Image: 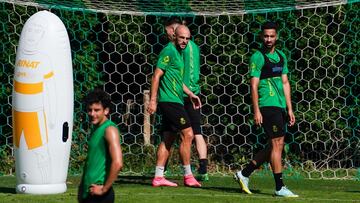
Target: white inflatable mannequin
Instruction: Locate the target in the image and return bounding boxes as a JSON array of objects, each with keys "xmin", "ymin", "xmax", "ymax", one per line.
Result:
[{"xmin": 12, "ymin": 10, "xmax": 73, "ymax": 194}]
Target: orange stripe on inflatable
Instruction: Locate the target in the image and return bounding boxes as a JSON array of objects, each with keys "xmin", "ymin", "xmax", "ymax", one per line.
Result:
[
  {"xmin": 14, "ymin": 80, "xmax": 43, "ymax": 94},
  {"xmin": 44, "ymin": 71, "xmax": 54, "ymax": 79}
]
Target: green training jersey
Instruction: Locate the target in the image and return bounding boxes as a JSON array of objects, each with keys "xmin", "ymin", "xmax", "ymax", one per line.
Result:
[
  {"xmin": 81, "ymin": 120, "xmax": 120, "ymax": 199},
  {"xmin": 156, "ymin": 42, "xmax": 185, "ymax": 104},
  {"xmin": 183, "ymin": 40, "xmax": 200, "ymax": 96},
  {"xmin": 249, "ymin": 49, "xmax": 289, "ymax": 108}
]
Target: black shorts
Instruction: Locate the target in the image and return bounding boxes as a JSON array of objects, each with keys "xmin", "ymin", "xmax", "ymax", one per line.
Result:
[
  {"xmin": 158, "ymin": 102, "xmax": 191, "ymax": 133},
  {"xmin": 80, "ymin": 187, "xmax": 114, "ymax": 203},
  {"xmin": 260, "ymin": 106, "xmax": 287, "ymax": 138},
  {"xmin": 184, "ymin": 96, "xmax": 201, "ymax": 135}
]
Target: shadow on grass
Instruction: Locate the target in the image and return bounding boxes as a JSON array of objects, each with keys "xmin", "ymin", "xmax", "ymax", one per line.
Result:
[
  {"xmin": 200, "ymin": 186, "xmax": 241, "ymax": 193},
  {"xmin": 345, "ymin": 190, "xmax": 360, "ymax": 193},
  {"xmin": 0, "ymin": 187, "xmax": 16, "ymax": 194},
  {"xmin": 116, "ymin": 175, "xmax": 154, "ymax": 186},
  {"xmin": 201, "ymin": 186, "xmax": 263, "ymax": 195}
]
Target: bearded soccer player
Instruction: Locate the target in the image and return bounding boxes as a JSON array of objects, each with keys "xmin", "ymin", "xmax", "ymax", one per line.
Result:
[
  {"xmin": 147, "ymin": 25, "xmax": 202, "ymax": 187},
  {"xmin": 78, "ymin": 89, "xmax": 123, "ymax": 203},
  {"xmin": 162, "ymin": 17, "xmax": 209, "ymax": 181},
  {"xmin": 234, "ymin": 21, "xmax": 298, "ymax": 197}
]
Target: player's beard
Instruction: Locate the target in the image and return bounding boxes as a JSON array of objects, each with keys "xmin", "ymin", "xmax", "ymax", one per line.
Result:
[
  {"xmin": 264, "ymin": 41, "xmax": 276, "ymax": 51},
  {"xmin": 176, "ymin": 42, "xmax": 186, "ymax": 51}
]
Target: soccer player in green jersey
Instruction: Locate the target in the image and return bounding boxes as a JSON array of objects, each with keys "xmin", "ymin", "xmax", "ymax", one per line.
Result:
[
  {"xmin": 147, "ymin": 25, "xmax": 202, "ymax": 187},
  {"xmin": 182, "ymin": 24, "xmax": 208, "ymax": 181},
  {"xmin": 161, "ymin": 17, "xmax": 209, "ymax": 181},
  {"xmin": 234, "ymin": 21, "xmax": 298, "ymax": 197},
  {"xmin": 78, "ymin": 89, "xmax": 123, "ymax": 203}
]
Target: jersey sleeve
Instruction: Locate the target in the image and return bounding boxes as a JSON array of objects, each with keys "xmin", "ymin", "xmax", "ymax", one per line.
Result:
[
  {"xmin": 249, "ymin": 51, "xmax": 264, "ymax": 78},
  {"xmin": 279, "ymin": 51, "xmax": 289, "ymax": 75},
  {"xmin": 156, "ymin": 48, "xmax": 172, "ymax": 71}
]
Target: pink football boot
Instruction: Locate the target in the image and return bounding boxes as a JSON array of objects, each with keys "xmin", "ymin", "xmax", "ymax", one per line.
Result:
[
  {"xmin": 152, "ymin": 176, "xmax": 178, "ymax": 187},
  {"xmin": 184, "ymin": 174, "xmax": 202, "ymax": 187}
]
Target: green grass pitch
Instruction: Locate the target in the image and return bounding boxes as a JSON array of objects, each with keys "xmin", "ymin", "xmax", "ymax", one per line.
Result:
[{"xmin": 0, "ymin": 174, "xmax": 359, "ymax": 202}]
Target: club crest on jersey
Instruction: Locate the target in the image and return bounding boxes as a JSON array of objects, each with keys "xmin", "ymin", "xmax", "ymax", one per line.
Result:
[
  {"xmin": 250, "ymin": 63, "xmax": 256, "ymax": 69},
  {"xmin": 272, "ymin": 125, "xmax": 278, "ymax": 133},
  {"xmin": 162, "ymin": 56, "xmax": 170, "ymax": 64},
  {"xmin": 180, "ymin": 117, "xmax": 186, "ymax": 125}
]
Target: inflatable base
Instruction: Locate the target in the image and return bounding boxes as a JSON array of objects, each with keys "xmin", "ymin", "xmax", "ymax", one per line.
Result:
[{"xmin": 16, "ymin": 183, "xmax": 67, "ymax": 194}]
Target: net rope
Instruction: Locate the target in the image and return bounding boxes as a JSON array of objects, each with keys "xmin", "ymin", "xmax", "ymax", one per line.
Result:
[{"xmin": 3, "ymin": 0, "xmax": 358, "ymax": 15}]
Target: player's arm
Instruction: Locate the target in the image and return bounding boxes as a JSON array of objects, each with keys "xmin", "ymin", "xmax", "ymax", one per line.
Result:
[
  {"xmin": 183, "ymin": 83, "xmax": 201, "ymax": 109},
  {"xmin": 147, "ymin": 68, "xmax": 164, "ymax": 115},
  {"xmin": 44, "ymin": 67, "xmax": 56, "ymax": 129},
  {"xmin": 282, "ymin": 74, "xmax": 295, "ymax": 126},
  {"xmin": 280, "ymin": 51, "xmax": 295, "ymax": 126},
  {"xmin": 90, "ymin": 126, "xmax": 123, "ymax": 195},
  {"xmin": 250, "ymin": 77, "xmax": 262, "ymax": 126},
  {"xmin": 249, "ymin": 52, "xmax": 263, "ymax": 126}
]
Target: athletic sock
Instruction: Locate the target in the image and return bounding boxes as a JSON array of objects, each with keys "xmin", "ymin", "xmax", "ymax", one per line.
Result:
[
  {"xmin": 183, "ymin": 165, "xmax": 192, "ymax": 176},
  {"xmin": 241, "ymin": 161, "xmax": 257, "ymax": 177},
  {"xmin": 273, "ymin": 172, "xmax": 284, "ymax": 191},
  {"xmin": 198, "ymin": 159, "xmax": 208, "ymax": 174},
  {"xmin": 155, "ymin": 166, "xmax": 165, "ymax": 177}
]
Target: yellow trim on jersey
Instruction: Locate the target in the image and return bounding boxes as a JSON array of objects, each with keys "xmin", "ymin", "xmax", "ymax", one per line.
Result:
[
  {"xmin": 14, "ymin": 80, "xmax": 43, "ymax": 94},
  {"xmin": 267, "ymin": 79, "xmax": 275, "ymax": 96}
]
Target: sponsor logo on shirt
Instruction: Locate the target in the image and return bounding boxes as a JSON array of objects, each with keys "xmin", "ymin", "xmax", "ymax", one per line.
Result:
[{"xmin": 272, "ymin": 66, "xmax": 283, "ymax": 73}]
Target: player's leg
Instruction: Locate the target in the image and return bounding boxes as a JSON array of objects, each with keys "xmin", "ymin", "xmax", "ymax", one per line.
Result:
[
  {"xmin": 184, "ymin": 96, "xmax": 208, "ymax": 181},
  {"xmin": 166, "ymin": 102, "xmax": 201, "ymax": 187},
  {"xmin": 234, "ymin": 107, "xmax": 280, "ymax": 194},
  {"xmin": 152, "ymin": 103, "xmax": 178, "ymax": 187},
  {"xmin": 155, "ymin": 102, "xmax": 201, "ymax": 187},
  {"xmin": 271, "ymin": 135, "xmax": 298, "ymax": 197},
  {"xmin": 179, "ymin": 126, "xmax": 201, "ymax": 187},
  {"xmin": 163, "ymin": 132, "xmax": 179, "ymax": 177},
  {"xmin": 153, "ymin": 132, "xmax": 178, "ymax": 187},
  {"xmin": 270, "ymin": 136, "xmax": 285, "ymax": 189},
  {"xmin": 234, "ymin": 144, "xmax": 271, "ymax": 194},
  {"xmin": 264, "ymin": 107, "xmax": 298, "ymax": 197},
  {"xmin": 155, "ymin": 131, "xmax": 176, "ymax": 175},
  {"xmin": 179, "ymin": 126, "xmax": 193, "ymax": 166},
  {"xmin": 194, "ymin": 134, "xmax": 208, "ymax": 180}
]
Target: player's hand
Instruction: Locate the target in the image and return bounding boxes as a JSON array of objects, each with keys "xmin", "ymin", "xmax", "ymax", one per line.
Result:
[
  {"xmin": 254, "ymin": 111, "xmax": 263, "ymax": 126},
  {"xmin": 288, "ymin": 110, "xmax": 295, "ymax": 126},
  {"xmin": 190, "ymin": 95, "xmax": 202, "ymax": 109},
  {"xmin": 147, "ymin": 100, "xmax": 157, "ymax": 115},
  {"xmin": 89, "ymin": 184, "xmax": 105, "ymax": 196}
]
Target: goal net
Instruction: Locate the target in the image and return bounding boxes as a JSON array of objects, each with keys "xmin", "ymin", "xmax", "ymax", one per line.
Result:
[{"xmin": 0, "ymin": 0, "xmax": 359, "ymax": 179}]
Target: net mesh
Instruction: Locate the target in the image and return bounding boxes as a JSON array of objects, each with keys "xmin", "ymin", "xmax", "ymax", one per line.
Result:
[
  {"xmin": 4, "ymin": 0, "xmax": 356, "ymax": 15},
  {"xmin": 0, "ymin": 0, "xmax": 359, "ymax": 179}
]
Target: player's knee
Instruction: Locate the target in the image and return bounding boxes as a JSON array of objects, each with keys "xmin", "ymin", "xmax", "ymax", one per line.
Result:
[
  {"xmin": 181, "ymin": 128, "xmax": 194, "ymax": 142},
  {"xmin": 271, "ymin": 137, "xmax": 284, "ymax": 150}
]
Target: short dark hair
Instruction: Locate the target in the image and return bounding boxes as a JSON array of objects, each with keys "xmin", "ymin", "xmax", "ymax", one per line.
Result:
[
  {"xmin": 262, "ymin": 21, "xmax": 278, "ymax": 32},
  {"xmin": 84, "ymin": 89, "xmax": 111, "ymax": 111},
  {"xmin": 165, "ymin": 16, "xmax": 182, "ymax": 27}
]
